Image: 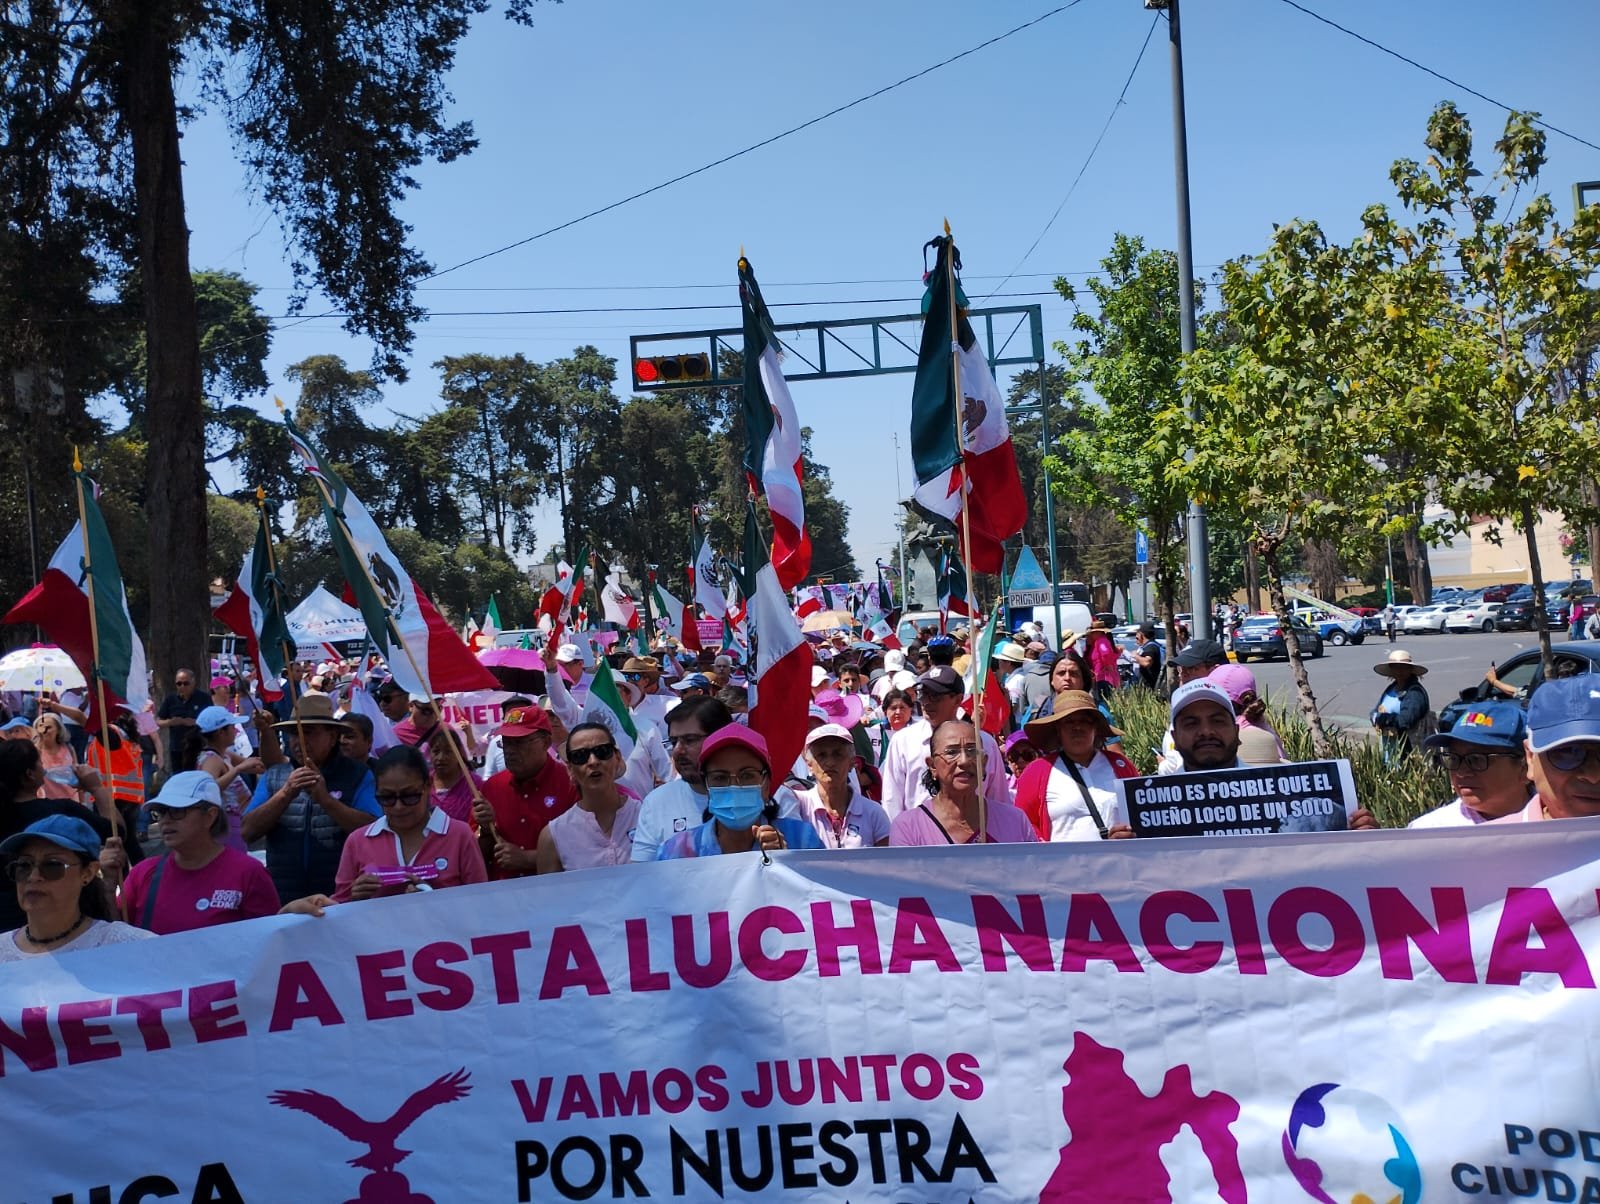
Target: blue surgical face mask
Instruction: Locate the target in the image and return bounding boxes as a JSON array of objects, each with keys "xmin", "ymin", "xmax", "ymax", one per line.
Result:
[{"xmin": 707, "ymin": 784, "xmax": 766, "ymax": 830}]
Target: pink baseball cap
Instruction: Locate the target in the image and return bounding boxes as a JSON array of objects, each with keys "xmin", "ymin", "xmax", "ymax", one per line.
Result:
[{"xmin": 698, "ymin": 724, "xmax": 771, "ymax": 773}]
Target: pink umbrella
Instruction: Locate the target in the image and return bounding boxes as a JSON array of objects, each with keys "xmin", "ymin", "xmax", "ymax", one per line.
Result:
[{"xmin": 477, "ymin": 646, "xmax": 543, "ymax": 670}]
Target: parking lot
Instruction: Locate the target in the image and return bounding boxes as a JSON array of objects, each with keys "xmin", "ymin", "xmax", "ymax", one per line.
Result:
[{"xmin": 1233, "ymin": 627, "xmax": 1591, "ymax": 737}]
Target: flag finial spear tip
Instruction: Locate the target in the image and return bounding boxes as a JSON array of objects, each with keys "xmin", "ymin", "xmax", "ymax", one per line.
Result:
[
  {"xmin": 255, "ymin": 485, "xmax": 266, "ymax": 504},
  {"xmin": 273, "ymin": 395, "xmax": 285, "ymax": 413},
  {"xmin": 943, "ymin": 217, "xmax": 951, "ymax": 237},
  {"xmin": 72, "ymin": 445, "xmax": 82, "ymax": 473}
]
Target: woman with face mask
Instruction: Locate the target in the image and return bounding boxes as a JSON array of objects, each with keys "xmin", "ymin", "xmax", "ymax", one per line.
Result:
[{"xmin": 655, "ymin": 726, "xmax": 824, "ymax": 859}]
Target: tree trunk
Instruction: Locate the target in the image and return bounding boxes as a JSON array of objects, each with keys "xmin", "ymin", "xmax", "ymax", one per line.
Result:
[
  {"xmin": 1243, "ymin": 539, "xmax": 1261, "ymax": 612},
  {"xmin": 1520, "ymin": 500, "xmax": 1555, "ymax": 676},
  {"xmin": 123, "ymin": 7, "xmax": 205, "ymax": 697},
  {"xmin": 478, "ymin": 396, "xmax": 505, "ymax": 552},
  {"xmin": 1261, "ymin": 537, "xmax": 1334, "ymax": 759},
  {"xmin": 1401, "ymin": 518, "xmax": 1431, "ymax": 603}
]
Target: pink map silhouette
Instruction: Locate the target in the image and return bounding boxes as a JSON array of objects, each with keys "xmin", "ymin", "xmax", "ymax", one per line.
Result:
[{"xmin": 1040, "ymin": 1032, "xmax": 1248, "ymax": 1203}]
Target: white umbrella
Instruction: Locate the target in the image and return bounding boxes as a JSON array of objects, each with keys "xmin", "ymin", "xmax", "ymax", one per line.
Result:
[{"xmin": 0, "ymin": 646, "xmax": 86, "ymax": 692}]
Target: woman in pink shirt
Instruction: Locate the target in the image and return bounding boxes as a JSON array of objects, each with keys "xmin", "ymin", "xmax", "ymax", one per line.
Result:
[
  {"xmin": 333, "ymin": 746, "xmax": 487, "ymax": 902},
  {"xmin": 33, "ymin": 714, "xmax": 79, "ymax": 801},
  {"xmin": 888, "ymin": 719, "xmax": 1038, "ymax": 846},
  {"xmin": 426, "ymin": 725, "xmax": 482, "ymax": 825},
  {"xmin": 535, "ymin": 722, "xmax": 641, "ymax": 871}
]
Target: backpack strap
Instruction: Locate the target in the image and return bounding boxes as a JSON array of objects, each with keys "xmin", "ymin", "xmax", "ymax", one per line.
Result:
[{"xmin": 139, "ymin": 853, "xmax": 171, "ymax": 930}]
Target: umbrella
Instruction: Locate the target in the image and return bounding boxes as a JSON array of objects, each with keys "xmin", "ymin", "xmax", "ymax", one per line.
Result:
[
  {"xmin": 486, "ymin": 665, "xmax": 546, "ymax": 697},
  {"xmin": 801, "ymin": 609, "xmax": 856, "ymax": 633},
  {"xmin": 0, "ymin": 646, "xmax": 85, "ymax": 693},
  {"xmin": 478, "ymin": 646, "xmax": 543, "ymax": 670}
]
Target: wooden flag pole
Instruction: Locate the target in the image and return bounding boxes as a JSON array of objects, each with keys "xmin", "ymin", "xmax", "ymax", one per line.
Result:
[
  {"xmin": 254, "ymin": 488, "xmax": 308, "ymax": 758},
  {"xmin": 71, "ymin": 449, "xmax": 121, "ymax": 878},
  {"xmin": 941, "ymin": 222, "xmax": 987, "ymax": 845}
]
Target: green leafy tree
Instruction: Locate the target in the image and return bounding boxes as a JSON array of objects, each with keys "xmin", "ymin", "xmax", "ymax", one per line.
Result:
[
  {"xmin": 1050, "ymin": 234, "xmax": 1198, "ymax": 653},
  {"xmin": 0, "ymin": 0, "xmax": 539, "ymax": 689},
  {"xmin": 434, "ymin": 353, "xmax": 545, "ymax": 554},
  {"xmin": 1386, "ymin": 102, "xmax": 1600, "ymax": 670}
]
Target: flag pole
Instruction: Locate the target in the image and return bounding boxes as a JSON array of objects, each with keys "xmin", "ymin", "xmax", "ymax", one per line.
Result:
[
  {"xmin": 942, "ymin": 221, "xmax": 987, "ymax": 844},
  {"xmin": 254, "ymin": 488, "xmax": 309, "ymax": 758},
  {"xmin": 281, "ymin": 406, "xmax": 496, "ymax": 847},
  {"xmin": 71, "ymin": 449, "xmax": 122, "ymax": 873}
]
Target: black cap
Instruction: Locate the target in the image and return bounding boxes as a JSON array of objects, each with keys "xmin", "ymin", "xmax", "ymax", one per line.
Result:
[
  {"xmin": 917, "ymin": 665, "xmax": 964, "ymax": 695},
  {"xmin": 1172, "ymin": 638, "xmax": 1227, "ymax": 668}
]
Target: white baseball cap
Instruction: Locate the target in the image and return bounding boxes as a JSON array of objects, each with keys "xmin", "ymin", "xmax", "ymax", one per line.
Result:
[{"xmin": 1170, "ymin": 680, "xmax": 1236, "ymax": 720}]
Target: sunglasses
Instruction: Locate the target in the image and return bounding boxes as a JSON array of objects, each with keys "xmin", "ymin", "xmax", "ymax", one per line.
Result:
[
  {"xmin": 1544, "ymin": 744, "xmax": 1600, "ymax": 773},
  {"xmin": 567, "ymin": 743, "xmax": 616, "ymax": 764},
  {"xmin": 376, "ymin": 791, "xmax": 427, "ymax": 808},
  {"xmin": 5, "ymin": 856, "xmax": 80, "ymax": 883},
  {"xmin": 148, "ymin": 804, "xmax": 209, "ymax": 822}
]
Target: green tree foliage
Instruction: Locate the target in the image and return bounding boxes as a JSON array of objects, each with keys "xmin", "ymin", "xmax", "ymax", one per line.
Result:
[
  {"xmin": 0, "ymin": 0, "xmax": 535, "ymax": 687},
  {"xmin": 1384, "ymin": 103, "xmax": 1600, "ymax": 669},
  {"xmin": 1050, "ymin": 234, "xmax": 1198, "ymax": 649}
]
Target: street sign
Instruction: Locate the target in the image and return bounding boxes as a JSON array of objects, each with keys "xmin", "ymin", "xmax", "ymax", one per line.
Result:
[
  {"xmin": 1135, "ymin": 530, "xmax": 1149, "ymax": 565},
  {"xmin": 1007, "ymin": 588, "xmax": 1053, "ymax": 608}
]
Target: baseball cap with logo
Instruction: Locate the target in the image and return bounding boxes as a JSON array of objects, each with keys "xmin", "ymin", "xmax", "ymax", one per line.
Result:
[
  {"xmin": 1170, "ymin": 680, "xmax": 1236, "ymax": 720},
  {"xmin": 917, "ymin": 665, "xmax": 964, "ymax": 696},
  {"xmin": 1424, "ymin": 700, "xmax": 1528, "ymax": 752},
  {"xmin": 496, "ymin": 704, "xmax": 552, "ymax": 738},
  {"xmin": 1527, "ymin": 676, "xmax": 1600, "ymax": 753}
]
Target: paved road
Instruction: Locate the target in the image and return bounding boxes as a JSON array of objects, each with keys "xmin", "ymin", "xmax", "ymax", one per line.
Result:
[{"xmin": 1234, "ymin": 628, "xmax": 1583, "ymax": 736}]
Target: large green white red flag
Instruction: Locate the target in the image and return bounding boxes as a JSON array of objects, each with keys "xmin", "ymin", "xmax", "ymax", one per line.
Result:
[
  {"xmin": 740, "ymin": 499, "xmax": 811, "ymax": 777},
  {"xmin": 649, "ymin": 573, "xmax": 693, "ymax": 646},
  {"xmin": 214, "ymin": 508, "xmax": 289, "ymax": 700},
  {"xmin": 910, "ymin": 232, "xmax": 1026, "ymax": 574},
  {"xmin": 689, "ymin": 511, "xmax": 726, "ymax": 622},
  {"xmin": 283, "ymin": 410, "xmax": 495, "ymax": 697},
  {"xmin": 537, "ymin": 546, "xmax": 587, "ymax": 624},
  {"xmin": 3, "ymin": 474, "xmax": 148, "ymax": 730},
  {"xmin": 739, "ymin": 256, "xmax": 810, "ymax": 590}
]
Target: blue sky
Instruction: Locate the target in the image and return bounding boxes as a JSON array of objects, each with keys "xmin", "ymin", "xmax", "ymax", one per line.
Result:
[{"xmin": 173, "ymin": 0, "xmax": 1600, "ymax": 579}]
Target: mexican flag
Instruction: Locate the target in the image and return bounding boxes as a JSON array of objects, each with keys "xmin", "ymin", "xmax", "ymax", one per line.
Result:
[
  {"xmin": 214, "ymin": 509, "xmax": 289, "ymax": 700},
  {"xmin": 284, "ymin": 410, "xmax": 496, "ymax": 697},
  {"xmin": 689, "ymin": 513, "xmax": 725, "ymax": 622},
  {"xmin": 739, "ymin": 256, "xmax": 811, "ymax": 590},
  {"xmin": 792, "ymin": 585, "xmax": 824, "ymax": 620},
  {"xmin": 582, "ymin": 655, "xmax": 638, "ymax": 758},
  {"xmin": 910, "ymin": 232, "xmax": 1027, "ymax": 574},
  {"xmin": 938, "ymin": 549, "xmax": 973, "ymax": 633},
  {"xmin": 537, "ymin": 547, "xmax": 586, "ymax": 624},
  {"xmin": 651, "ymin": 574, "xmax": 698, "ymax": 652},
  {"xmin": 3, "ymin": 474, "xmax": 149, "ymax": 730},
  {"xmin": 963, "ymin": 597, "xmax": 1010, "ymax": 737},
  {"xmin": 739, "ymin": 499, "xmax": 812, "ymax": 779}
]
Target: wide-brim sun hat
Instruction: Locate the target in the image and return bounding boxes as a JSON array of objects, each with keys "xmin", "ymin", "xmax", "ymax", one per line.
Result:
[
  {"xmin": 1375, "ymin": 649, "xmax": 1428, "ymax": 677},
  {"xmin": 1024, "ymin": 690, "xmax": 1112, "ymax": 741}
]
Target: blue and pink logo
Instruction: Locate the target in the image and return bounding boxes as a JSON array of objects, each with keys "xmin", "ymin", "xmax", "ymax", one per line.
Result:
[{"xmin": 1283, "ymin": 1082, "xmax": 1422, "ymax": 1204}]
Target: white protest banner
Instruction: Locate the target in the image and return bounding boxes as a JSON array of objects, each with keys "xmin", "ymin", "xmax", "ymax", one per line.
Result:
[
  {"xmin": 3, "ymin": 825, "xmax": 1598, "ymax": 1203},
  {"xmin": 1124, "ymin": 759, "xmax": 1360, "ymax": 837},
  {"xmin": 438, "ymin": 689, "xmax": 511, "ymax": 751}
]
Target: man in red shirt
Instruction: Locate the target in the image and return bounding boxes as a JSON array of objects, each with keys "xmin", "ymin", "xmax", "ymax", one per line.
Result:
[{"xmin": 474, "ymin": 704, "xmax": 576, "ymax": 877}]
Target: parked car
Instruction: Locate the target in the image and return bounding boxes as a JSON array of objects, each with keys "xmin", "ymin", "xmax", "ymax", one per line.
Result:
[
  {"xmin": 1231, "ymin": 615, "xmax": 1324, "ymax": 662},
  {"xmin": 1480, "ymin": 585, "xmax": 1518, "ymax": 604},
  {"xmin": 1347, "ymin": 606, "xmax": 1380, "ymax": 618},
  {"xmin": 1445, "ymin": 601, "xmax": 1504, "ymax": 632},
  {"xmin": 1402, "ymin": 604, "xmax": 1461, "ymax": 633},
  {"xmin": 1496, "ymin": 600, "xmax": 1538, "ymax": 631},
  {"xmin": 1437, "ymin": 645, "xmax": 1600, "ymax": 729}
]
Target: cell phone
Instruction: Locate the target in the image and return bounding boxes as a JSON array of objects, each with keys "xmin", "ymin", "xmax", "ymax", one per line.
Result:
[
  {"xmin": 362, "ymin": 863, "xmax": 442, "ymax": 886},
  {"xmin": 44, "ymin": 767, "xmax": 80, "ymax": 786}
]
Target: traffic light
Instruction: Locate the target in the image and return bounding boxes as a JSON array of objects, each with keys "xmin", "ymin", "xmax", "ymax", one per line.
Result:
[{"xmin": 634, "ymin": 353, "xmax": 710, "ymax": 387}]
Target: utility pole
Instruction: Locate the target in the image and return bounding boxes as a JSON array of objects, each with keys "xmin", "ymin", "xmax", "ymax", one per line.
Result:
[
  {"xmin": 1147, "ymin": 0, "xmax": 1211, "ymax": 639},
  {"xmin": 892, "ymin": 431, "xmax": 909, "ymax": 601}
]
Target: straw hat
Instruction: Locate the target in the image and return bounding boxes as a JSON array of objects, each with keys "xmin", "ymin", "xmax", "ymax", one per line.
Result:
[
  {"xmin": 272, "ymin": 694, "xmax": 352, "ymax": 729},
  {"xmin": 1374, "ymin": 649, "xmax": 1428, "ymax": 678},
  {"xmin": 1024, "ymin": 690, "xmax": 1112, "ymax": 741}
]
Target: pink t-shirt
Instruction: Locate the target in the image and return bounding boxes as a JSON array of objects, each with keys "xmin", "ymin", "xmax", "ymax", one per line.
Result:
[
  {"xmin": 889, "ymin": 799, "xmax": 1039, "ymax": 847},
  {"xmin": 333, "ymin": 808, "xmax": 488, "ymax": 902},
  {"xmin": 121, "ymin": 847, "xmax": 280, "ymax": 935}
]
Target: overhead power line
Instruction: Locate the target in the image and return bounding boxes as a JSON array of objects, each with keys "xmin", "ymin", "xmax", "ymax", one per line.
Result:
[
  {"xmin": 1275, "ymin": 0, "xmax": 1600, "ymax": 153},
  {"xmin": 423, "ymin": 1, "xmax": 1089, "ymax": 283},
  {"xmin": 982, "ymin": 12, "xmax": 1162, "ymax": 303}
]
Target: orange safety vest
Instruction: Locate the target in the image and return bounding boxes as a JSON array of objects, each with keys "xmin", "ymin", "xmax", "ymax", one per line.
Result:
[{"xmin": 87, "ymin": 738, "xmax": 145, "ymax": 807}]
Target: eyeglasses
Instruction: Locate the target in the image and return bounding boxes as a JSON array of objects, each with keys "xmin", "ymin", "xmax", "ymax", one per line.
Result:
[
  {"xmin": 175, "ymin": 679, "xmax": 194, "ymax": 687},
  {"xmin": 1543, "ymin": 743, "xmax": 1600, "ymax": 773},
  {"xmin": 705, "ymin": 769, "xmax": 768, "ymax": 788},
  {"xmin": 5, "ymin": 857, "xmax": 79, "ymax": 883},
  {"xmin": 148, "ymin": 804, "xmax": 209, "ymax": 822},
  {"xmin": 1434, "ymin": 751, "xmax": 1520, "ymax": 773},
  {"xmin": 376, "ymin": 791, "xmax": 427, "ymax": 808},
  {"xmin": 663, "ymin": 732, "xmax": 706, "ymax": 750},
  {"xmin": 934, "ymin": 744, "xmax": 982, "ymax": 762},
  {"xmin": 623, "ymin": 672, "xmax": 644, "ymax": 682},
  {"xmin": 567, "ymin": 743, "xmax": 616, "ymax": 764}
]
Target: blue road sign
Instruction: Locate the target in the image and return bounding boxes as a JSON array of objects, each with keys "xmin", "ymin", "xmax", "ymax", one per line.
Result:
[{"xmin": 1135, "ymin": 530, "xmax": 1149, "ymax": 566}]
